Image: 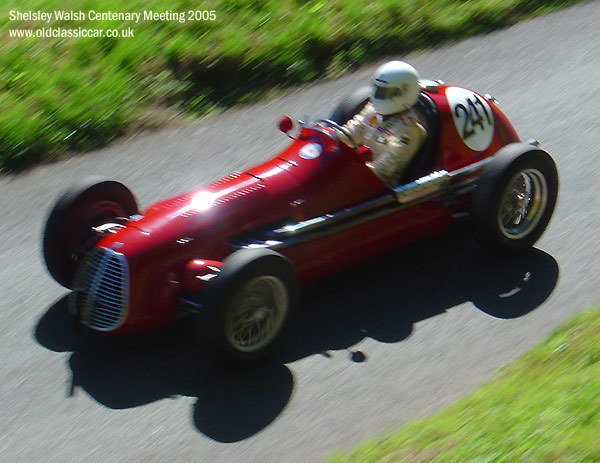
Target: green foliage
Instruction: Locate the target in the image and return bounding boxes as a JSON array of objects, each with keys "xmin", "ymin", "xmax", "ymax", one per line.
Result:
[
  {"xmin": 0, "ymin": 0, "xmax": 585, "ymax": 170},
  {"xmin": 330, "ymin": 307, "xmax": 600, "ymax": 463}
]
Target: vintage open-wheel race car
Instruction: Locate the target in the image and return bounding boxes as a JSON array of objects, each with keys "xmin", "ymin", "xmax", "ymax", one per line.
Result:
[{"xmin": 43, "ymin": 79, "xmax": 558, "ymax": 363}]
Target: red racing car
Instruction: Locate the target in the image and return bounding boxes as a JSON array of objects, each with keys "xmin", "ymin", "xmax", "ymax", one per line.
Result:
[{"xmin": 43, "ymin": 80, "xmax": 559, "ymax": 362}]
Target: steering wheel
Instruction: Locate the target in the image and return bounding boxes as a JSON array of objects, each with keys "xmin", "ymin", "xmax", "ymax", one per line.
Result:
[{"xmin": 315, "ymin": 119, "xmax": 358, "ymax": 148}]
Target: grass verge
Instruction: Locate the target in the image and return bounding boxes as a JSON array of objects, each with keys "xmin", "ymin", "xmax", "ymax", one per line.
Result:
[
  {"xmin": 0, "ymin": 0, "xmax": 587, "ymax": 171},
  {"xmin": 329, "ymin": 307, "xmax": 600, "ymax": 463}
]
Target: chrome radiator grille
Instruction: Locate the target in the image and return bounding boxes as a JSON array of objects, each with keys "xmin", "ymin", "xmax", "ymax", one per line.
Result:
[{"xmin": 69, "ymin": 247, "xmax": 129, "ymax": 331}]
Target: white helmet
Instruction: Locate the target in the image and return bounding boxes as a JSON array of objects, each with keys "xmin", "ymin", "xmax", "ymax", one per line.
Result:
[{"xmin": 371, "ymin": 61, "xmax": 420, "ymax": 115}]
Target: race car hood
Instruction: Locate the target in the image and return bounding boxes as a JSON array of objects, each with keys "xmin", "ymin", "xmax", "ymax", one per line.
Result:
[
  {"xmin": 249, "ymin": 134, "xmax": 390, "ymax": 219},
  {"xmin": 98, "ymin": 133, "xmax": 388, "ymax": 259}
]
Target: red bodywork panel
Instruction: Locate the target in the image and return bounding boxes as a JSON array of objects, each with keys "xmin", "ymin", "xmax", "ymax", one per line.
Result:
[
  {"xmin": 429, "ymin": 87, "xmax": 519, "ymax": 172},
  {"xmin": 93, "ymin": 86, "xmax": 521, "ymax": 333}
]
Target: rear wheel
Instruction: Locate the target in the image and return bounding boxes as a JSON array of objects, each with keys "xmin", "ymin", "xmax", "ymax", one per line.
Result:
[
  {"xmin": 471, "ymin": 144, "xmax": 558, "ymax": 253},
  {"xmin": 43, "ymin": 177, "xmax": 138, "ymax": 288},
  {"xmin": 204, "ymin": 248, "xmax": 299, "ymax": 364}
]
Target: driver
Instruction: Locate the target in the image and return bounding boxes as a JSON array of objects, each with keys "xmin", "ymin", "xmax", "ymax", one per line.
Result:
[{"xmin": 339, "ymin": 61, "xmax": 426, "ymax": 188}]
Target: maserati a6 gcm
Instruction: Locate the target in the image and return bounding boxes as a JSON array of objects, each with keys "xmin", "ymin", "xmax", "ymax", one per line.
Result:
[{"xmin": 43, "ymin": 80, "xmax": 558, "ymax": 362}]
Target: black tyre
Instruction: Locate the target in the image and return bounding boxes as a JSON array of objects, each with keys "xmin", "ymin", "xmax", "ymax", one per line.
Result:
[
  {"xmin": 204, "ymin": 248, "xmax": 299, "ymax": 364},
  {"xmin": 471, "ymin": 144, "xmax": 558, "ymax": 254},
  {"xmin": 43, "ymin": 176, "xmax": 138, "ymax": 288},
  {"xmin": 329, "ymin": 86, "xmax": 371, "ymax": 125}
]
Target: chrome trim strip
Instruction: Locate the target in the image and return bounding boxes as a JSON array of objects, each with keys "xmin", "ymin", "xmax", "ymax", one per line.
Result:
[
  {"xmin": 393, "ymin": 170, "xmax": 449, "ymax": 204},
  {"xmin": 267, "ymin": 194, "xmax": 397, "ymax": 238},
  {"xmin": 232, "ymin": 157, "xmax": 493, "ymax": 250}
]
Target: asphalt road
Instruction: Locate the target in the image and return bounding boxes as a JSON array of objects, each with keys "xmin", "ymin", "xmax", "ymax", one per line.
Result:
[{"xmin": 1, "ymin": 3, "xmax": 600, "ymax": 462}]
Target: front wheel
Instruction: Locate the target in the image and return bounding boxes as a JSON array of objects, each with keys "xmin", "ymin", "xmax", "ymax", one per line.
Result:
[
  {"xmin": 471, "ymin": 144, "xmax": 558, "ymax": 254},
  {"xmin": 204, "ymin": 248, "xmax": 299, "ymax": 364},
  {"xmin": 43, "ymin": 177, "xmax": 138, "ymax": 288}
]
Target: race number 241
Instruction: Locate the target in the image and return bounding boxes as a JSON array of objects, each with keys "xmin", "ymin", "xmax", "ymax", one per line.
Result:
[{"xmin": 446, "ymin": 86, "xmax": 494, "ymax": 152}]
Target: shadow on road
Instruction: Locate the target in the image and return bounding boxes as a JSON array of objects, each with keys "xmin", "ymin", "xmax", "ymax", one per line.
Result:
[
  {"xmin": 34, "ymin": 226, "xmax": 559, "ymax": 443},
  {"xmin": 282, "ymin": 227, "xmax": 560, "ymax": 363}
]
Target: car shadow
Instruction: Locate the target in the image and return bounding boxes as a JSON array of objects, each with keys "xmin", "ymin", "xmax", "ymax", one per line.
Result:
[
  {"xmin": 280, "ymin": 225, "xmax": 560, "ymax": 363},
  {"xmin": 34, "ymin": 224, "xmax": 559, "ymax": 443}
]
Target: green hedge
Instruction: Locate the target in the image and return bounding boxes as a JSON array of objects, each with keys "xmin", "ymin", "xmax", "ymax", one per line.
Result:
[{"xmin": 0, "ymin": 0, "xmax": 584, "ymax": 170}]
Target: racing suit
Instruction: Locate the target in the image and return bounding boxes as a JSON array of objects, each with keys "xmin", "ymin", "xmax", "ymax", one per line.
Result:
[{"xmin": 341, "ymin": 102, "xmax": 426, "ymax": 188}]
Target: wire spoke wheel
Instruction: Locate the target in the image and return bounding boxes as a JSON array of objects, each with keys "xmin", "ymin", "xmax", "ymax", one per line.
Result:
[
  {"xmin": 498, "ymin": 168, "xmax": 547, "ymax": 240},
  {"xmin": 225, "ymin": 276, "xmax": 289, "ymax": 353},
  {"xmin": 205, "ymin": 248, "xmax": 298, "ymax": 363},
  {"xmin": 471, "ymin": 145, "xmax": 558, "ymax": 253}
]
